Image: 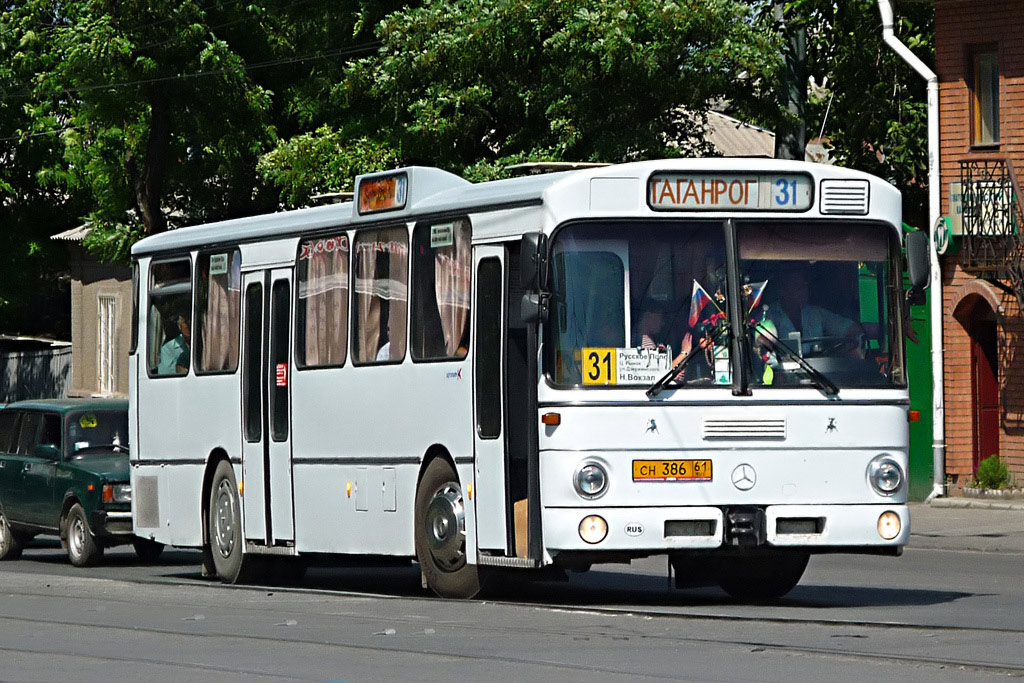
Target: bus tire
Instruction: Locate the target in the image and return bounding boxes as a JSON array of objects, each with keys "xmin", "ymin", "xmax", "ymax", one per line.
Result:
[
  {"xmin": 207, "ymin": 459, "xmax": 253, "ymax": 584},
  {"xmin": 132, "ymin": 538, "xmax": 165, "ymax": 563},
  {"xmin": 717, "ymin": 551, "xmax": 809, "ymax": 602},
  {"xmin": 0, "ymin": 510, "xmax": 25, "ymax": 561},
  {"xmin": 415, "ymin": 458, "xmax": 480, "ymax": 599}
]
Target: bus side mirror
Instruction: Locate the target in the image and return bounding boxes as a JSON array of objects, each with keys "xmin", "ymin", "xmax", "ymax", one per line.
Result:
[
  {"xmin": 32, "ymin": 444, "xmax": 60, "ymax": 460},
  {"xmin": 906, "ymin": 230, "xmax": 930, "ymax": 293},
  {"xmin": 520, "ymin": 232, "xmax": 548, "ymax": 292}
]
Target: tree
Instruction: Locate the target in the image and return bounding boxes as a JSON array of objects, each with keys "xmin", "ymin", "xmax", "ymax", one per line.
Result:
[{"xmin": 260, "ymin": 0, "xmax": 782, "ymax": 197}]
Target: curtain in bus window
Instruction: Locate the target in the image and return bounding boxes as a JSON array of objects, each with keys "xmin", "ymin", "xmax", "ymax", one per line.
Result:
[
  {"xmin": 199, "ymin": 251, "xmax": 241, "ymax": 372},
  {"xmin": 354, "ymin": 227, "xmax": 408, "ymax": 363},
  {"xmin": 299, "ymin": 235, "xmax": 349, "ymax": 366},
  {"xmin": 433, "ymin": 220, "xmax": 471, "ymax": 357}
]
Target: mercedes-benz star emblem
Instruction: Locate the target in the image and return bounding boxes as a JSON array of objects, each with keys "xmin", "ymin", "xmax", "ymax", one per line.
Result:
[{"xmin": 731, "ymin": 464, "xmax": 756, "ymax": 491}]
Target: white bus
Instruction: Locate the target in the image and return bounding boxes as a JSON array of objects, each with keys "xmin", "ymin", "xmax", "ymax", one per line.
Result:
[{"xmin": 128, "ymin": 159, "xmax": 930, "ymax": 600}]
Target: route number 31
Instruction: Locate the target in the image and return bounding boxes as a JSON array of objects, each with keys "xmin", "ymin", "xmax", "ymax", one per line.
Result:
[{"xmin": 583, "ymin": 348, "xmax": 616, "ymax": 385}]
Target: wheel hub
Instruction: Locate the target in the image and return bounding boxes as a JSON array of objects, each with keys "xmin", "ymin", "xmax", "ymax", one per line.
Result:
[
  {"xmin": 214, "ymin": 480, "xmax": 236, "ymax": 558},
  {"xmin": 69, "ymin": 516, "xmax": 85, "ymax": 557},
  {"xmin": 425, "ymin": 483, "xmax": 465, "ymax": 571}
]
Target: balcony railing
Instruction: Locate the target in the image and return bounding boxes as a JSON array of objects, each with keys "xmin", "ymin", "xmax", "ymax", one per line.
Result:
[{"xmin": 959, "ymin": 156, "xmax": 1024, "ymax": 302}]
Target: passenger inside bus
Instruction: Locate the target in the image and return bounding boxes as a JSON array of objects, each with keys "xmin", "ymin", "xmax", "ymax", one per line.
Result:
[{"xmin": 156, "ymin": 313, "xmax": 190, "ymax": 375}]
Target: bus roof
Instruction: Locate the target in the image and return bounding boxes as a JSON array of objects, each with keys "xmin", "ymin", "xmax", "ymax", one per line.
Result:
[{"xmin": 131, "ymin": 159, "xmax": 900, "ymax": 257}]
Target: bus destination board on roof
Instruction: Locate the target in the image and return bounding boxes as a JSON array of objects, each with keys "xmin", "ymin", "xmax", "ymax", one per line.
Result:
[
  {"xmin": 648, "ymin": 173, "xmax": 813, "ymax": 212},
  {"xmin": 358, "ymin": 172, "xmax": 408, "ymax": 214}
]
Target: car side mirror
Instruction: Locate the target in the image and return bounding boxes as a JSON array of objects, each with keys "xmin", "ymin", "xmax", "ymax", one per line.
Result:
[
  {"xmin": 906, "ymin": 230, "xmax": 930, "ymax": 292},
  {"xmin": 32, "ymin": 444, "xmax": 60, "ymax": 460},
  {"xmin": 520, "ymin": 232, "xmax": 548, "ymax": 292}
]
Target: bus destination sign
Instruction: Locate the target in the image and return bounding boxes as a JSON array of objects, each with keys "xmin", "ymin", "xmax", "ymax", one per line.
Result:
[
  {"xmin": 358, "ymin": 172, "xmax": 408, "ymax": 214},
  {"xmin": 648, "ymin": 173, "xmax": 812, "ymax": 212}
]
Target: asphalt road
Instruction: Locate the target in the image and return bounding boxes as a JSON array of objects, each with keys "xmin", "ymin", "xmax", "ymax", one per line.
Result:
[{"xmin": 0, "ymin": 541, "xmax": 1021, "ymax": 681}]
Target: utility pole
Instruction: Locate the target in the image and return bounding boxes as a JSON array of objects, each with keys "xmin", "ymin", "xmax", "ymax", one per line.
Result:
[{"xmin": 774, "ymin": 1, "xmax": 807, "ymax": 160}]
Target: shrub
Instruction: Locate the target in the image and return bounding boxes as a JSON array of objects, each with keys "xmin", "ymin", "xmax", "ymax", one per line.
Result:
[{"xmin": 974, "ymin": 455, "xmax": 1011, "ymax": 490}]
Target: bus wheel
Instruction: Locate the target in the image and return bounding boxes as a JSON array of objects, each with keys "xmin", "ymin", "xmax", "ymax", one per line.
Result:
[
  {"xmin": 0, "ymin": 510, "xmax": 25, "ymax": 561},
  {"xmin": 415, "ymin": 458, "xmax": 480, "ymax": 599},
  {"xmin": 208, "ymin": 459, "xmax": 253, "ymax": 584},
  {"xmin": 717, "ymin": 551, "xmax": 809, "ymax": 602}
]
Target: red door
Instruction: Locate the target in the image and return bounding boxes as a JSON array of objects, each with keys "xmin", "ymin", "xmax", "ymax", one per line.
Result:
[{"xmin": 970, "ymin": 314, "xmax": 999, "ymax": 472}]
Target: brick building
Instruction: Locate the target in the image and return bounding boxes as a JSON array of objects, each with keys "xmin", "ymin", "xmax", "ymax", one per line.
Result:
[{"xmin": 935, "ymin": 0, "xmax": 1024, "ymax": 488}]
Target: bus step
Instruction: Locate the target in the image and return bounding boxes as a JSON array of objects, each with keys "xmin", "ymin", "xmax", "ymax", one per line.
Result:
[{"xmin": 724, "ymin": 507, "xmax": 766, "ymax": 546}]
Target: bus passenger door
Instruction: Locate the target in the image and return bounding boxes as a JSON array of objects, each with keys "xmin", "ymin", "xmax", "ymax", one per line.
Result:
[
  {"xmin": 266, "ymin": 269, "xmax": 295, "ymax": 544},
  {"xmin": 241, "ymin": 272, "xmax": 268, "ymax": 543},
  {"xmin": 473, "ymin": 247, "xmax": 508, "ymax": 553}
]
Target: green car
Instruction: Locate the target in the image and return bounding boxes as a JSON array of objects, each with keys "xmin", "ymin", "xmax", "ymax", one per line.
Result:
[{"xmin": 0, "ymin": 399, "xmax": 163, "ymax": 566}]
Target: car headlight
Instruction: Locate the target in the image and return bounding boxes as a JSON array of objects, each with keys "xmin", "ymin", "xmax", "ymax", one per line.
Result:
[
  {"xmin": 103, "ymin": 483, "xmax": 132, "ymax": 504},
  {"xmin": 573, "ymin": 462, "xmax": 608, "ymax": 499},
  {"xmin": 867, "ymin": 455, "xmax": 903, "ymax": 496}
]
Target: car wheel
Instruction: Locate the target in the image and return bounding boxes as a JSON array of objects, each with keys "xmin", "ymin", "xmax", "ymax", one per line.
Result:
[
  {"xmin": 0, "ymin": 509, "xmax": 25, "ymax": 561},
  {"xmin": 207, "ymin": 459, "xmax": 255, "ymax": 584},
  {"xmin": 414, "ymin": 458, "xmax": 481, "ymax": 599},
  {"xmin": 132, "ymin": 538, "xmax": 165, "ymax": 562},
  {"xmin": 717, "ymin": 551, "xmax": 809, "ymax": 602},
  {"xmin": 65, "ymin": 503, "xmax": 104, "ymax": 567}
]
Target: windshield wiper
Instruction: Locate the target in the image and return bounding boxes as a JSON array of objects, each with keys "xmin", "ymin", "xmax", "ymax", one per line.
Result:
[
  {"xmin": 752, "ymin": 323, "xmax": 839, "ymax": 396},
  {"xmin": 646, "ymin": 325, "xmax": 728, "ymax": 399}
]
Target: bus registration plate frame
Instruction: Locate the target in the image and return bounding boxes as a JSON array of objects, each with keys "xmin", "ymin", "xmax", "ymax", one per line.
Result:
[{"xmin": 632, "ymin": 459, "xmax": 712, "ymax": 482}]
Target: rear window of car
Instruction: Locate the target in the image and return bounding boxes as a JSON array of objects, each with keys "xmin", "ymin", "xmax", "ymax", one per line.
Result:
[{"xmin": 0, "ymin": 410, "xmax": 18, "ymax": 453}]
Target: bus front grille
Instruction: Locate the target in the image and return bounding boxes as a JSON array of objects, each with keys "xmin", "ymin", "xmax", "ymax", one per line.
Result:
[{"xmin": 702, "ymin": 418, "xmax": 786, "ymax": 440}]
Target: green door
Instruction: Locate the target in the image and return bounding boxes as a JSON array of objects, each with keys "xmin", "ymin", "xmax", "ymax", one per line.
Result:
[
  {"xmin": 0, "ymin": 410, "xmax": 21, "ymax": 521},
  {"xmin": 10, "ymin": 412, "xmax": 56, "ymax": 528}
]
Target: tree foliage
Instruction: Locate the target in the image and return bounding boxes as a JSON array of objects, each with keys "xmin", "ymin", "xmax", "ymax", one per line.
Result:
[{"xmin": 259, "ymin": 0, "xmax": 781, "ymax": 196}]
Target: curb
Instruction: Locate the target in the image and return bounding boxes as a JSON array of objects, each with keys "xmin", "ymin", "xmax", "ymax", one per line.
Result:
[{"xmin": 926, "ymin": 497, "xmax": 1024, "ymax": 511}]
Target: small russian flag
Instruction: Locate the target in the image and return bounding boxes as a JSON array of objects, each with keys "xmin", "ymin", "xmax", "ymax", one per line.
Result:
[
  {"xmin": 745, "ymin": 280, "xmax": 768, "ymax": 314},
  {"xmin": 687, "ymin": 279, "xmax": 715, "ymax": 327}
]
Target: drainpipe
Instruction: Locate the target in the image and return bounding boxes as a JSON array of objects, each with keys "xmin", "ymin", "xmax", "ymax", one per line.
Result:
[{"xmin": 877, "ymin": 0, "xmax": 944, "ymax": 500}]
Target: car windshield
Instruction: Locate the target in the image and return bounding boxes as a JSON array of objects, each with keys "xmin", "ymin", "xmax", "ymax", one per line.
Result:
[
  {"xmin": 67, "ymin": 410, "xmax": 129, "ymax": 455},
  {"xmin": 544, "ymin": 220, "xmax": 906, "ymax": 389}
]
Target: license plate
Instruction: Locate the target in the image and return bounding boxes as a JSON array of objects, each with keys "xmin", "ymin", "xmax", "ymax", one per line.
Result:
[{"xmin": 632, "ymin": 459, "xmax": 712, "ymax": 482}]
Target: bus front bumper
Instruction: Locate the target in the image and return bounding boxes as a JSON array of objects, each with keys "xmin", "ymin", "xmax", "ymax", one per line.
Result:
[{"xmin": 542, "ymin": 504, "xmax": 910, "ymax": 554}]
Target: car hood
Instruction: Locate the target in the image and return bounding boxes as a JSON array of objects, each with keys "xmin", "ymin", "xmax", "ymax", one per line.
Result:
[{"xmin": 65, "ymin": 453, "xmax": 130, "ymax": 481}]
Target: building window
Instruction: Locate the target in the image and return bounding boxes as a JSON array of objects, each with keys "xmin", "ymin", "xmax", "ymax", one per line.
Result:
[
  {"xmin": 411, "ymin": 218, "xmax": 472, "ymax": 361},
  {"xmin": 972, "ymin": 49, "xmax": 1000, "ymax": 146},
  {"xmin": 97, "ymin": 295, "xmax": 117, "ymax": 394},
  {"xmin": 352, "ymin": 226, "xmax": 409, "ymax": 364}
]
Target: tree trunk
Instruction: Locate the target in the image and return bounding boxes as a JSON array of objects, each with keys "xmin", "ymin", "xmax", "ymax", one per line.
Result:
[
  {"xmin": 134, "ymin": 88, "xmax": 171, "ymax": 235},
  {"xmin": 774, "ymin": 2, "xmax": 807, "ymax": 161}
]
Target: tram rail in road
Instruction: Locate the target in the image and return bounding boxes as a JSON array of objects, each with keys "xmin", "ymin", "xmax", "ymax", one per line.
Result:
[{"xmin": 0, "ymin": 543, "xmax": 1021, "ymax": 680}]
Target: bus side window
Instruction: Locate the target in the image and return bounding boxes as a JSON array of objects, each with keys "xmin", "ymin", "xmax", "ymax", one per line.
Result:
[
  {"xmin": 412, "ymin": 218, "xmax": 471, "ymax": 361},
  {"xmin": 296, "ymin": 234, "xmax": 349, "ymax": 368},
  {"xmin": 352, "ymin": 226, "xmax": 409, "ymax": 365},
  {"xmin": 194, "ymin": 250, "xmax": 241, "ymax": 374},
  {"xmin": 146, "ymin": 259, "xmax": 193, "ymax": 377}
]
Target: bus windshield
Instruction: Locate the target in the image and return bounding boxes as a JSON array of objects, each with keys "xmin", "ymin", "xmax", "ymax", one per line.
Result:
[{"xmin": 544, "ymin": 220, "xmax": 906, "ymax": 389}]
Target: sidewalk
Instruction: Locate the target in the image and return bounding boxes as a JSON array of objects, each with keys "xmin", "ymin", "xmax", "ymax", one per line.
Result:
[{"xmin": 908, "ymin": 500, "xmax": 1024, "ymax": 553}]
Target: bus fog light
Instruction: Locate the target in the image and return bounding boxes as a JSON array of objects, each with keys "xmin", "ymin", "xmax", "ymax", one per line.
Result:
[
  {"xmin": 573, "ymin": 462, "xmax": 608, "ymax": 499},
  {"xmin": 877, "ymin": 511, "xmax": 901, "ymax": 540},
  {"xmin": 867, "ymin": 455, "xmax": 903, "ymax": 495},
  {"xmin": 579, "ymin": 515, "xmax": 608, "ymax": 544}
]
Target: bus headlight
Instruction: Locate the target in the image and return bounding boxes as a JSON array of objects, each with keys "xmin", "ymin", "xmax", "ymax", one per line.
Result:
[
  {"xmin": 573, "ymin": 462, "xmax": 608, "ymax": 499},
  {"xmin": 867, "ymin": 455, "xmax": 903, "ymax": 496},
  {"xmin": 579, "ymin": 515, "xmax": 608, "ymax": 544}
]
